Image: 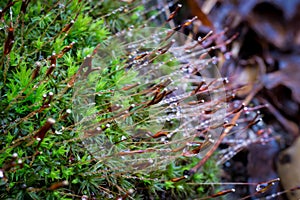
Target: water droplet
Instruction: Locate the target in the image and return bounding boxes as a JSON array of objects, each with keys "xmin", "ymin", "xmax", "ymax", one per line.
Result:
[
  {"xmin": 121, "ymin": 135, "xmax": 126, "ymax": 140},
  {"xmin": 81, "ymin": 195, "xmax": 88, "ymax": 200},
  {"xmin": 224, "ymin": 52, "xmax": 231, "ymax": 59},
  {"xmin": 212, "ymin": 59, "xmax": 218, "ymax": 65},
  {"xmin": 128, "ymin": 188, "xmax": 134, "ymax": 194},
  {"xmin": 255, "ymin": 178, "xmax": 280, "ymax": 193},
  {"xmin": 225, "ymin": 161, "xmax": 231, "ymax": 167}
]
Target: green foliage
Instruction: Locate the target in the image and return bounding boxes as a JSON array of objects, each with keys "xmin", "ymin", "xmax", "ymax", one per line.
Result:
[{"xmin": 0, "ymin": 0, "xmax": 222, "ymax": 199}]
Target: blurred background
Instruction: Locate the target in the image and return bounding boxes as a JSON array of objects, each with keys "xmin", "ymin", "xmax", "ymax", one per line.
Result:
[{"xmin": 171, "ymin": 0, "xmax": 300, "ymax": 199}]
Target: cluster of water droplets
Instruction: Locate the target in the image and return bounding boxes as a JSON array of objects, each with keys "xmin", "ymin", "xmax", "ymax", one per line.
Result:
[{"xmin": 72, "ymin": 22, "xmax": 227, "ymax": 173}]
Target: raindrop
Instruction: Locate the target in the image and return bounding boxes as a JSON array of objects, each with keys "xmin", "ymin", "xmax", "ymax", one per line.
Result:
[
  {"xmin": 81, "ymin": 195, "xmax": 88, "ymax": 200},
  {"xmin": 0, "ymin": 170, "xmax": 4, "ymax": 178},
  {"xmin": 256, "ymin": 178, "xmax": 280, "ymax": 193},
  {"xmin": 224, "ymin": 52, "xmax": 231, "ymax": 60},
  {"xmin": 225, "ymin": 161, "xmax": 231, "ymax": 167}
]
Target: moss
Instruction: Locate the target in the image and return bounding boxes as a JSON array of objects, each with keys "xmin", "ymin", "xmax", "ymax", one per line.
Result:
[{"xmin": 0, "ymin": 1, "xmax": 223, "ymax": 199}]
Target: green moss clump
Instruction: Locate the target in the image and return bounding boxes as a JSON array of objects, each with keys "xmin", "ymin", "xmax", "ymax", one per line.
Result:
[{"xmin": 0, "ymin": 1, "xmax": 222, "ymax": 199}]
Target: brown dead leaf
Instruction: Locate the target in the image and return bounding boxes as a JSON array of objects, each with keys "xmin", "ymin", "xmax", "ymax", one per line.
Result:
[
  {"xmin": 248, "ymin": 138, "xmax": 280, "ymax": 198},
  {"xmin": 277, "ymin": 136, "xmax": 300, "ymax": 200},
  {"xmin": 186, "ymin": 0, "xmax": 214, "ymax": 29},
  {"xmin": 262, "ymin": 55, "xmax": 300, "ymax": 104},
  {"xmin": 247, "ymin": 3, "xmax": 287, "ymax": 49},
  {"xmin": 229, "ymin": 57, "xmax": 265, "ymax": 97}
]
